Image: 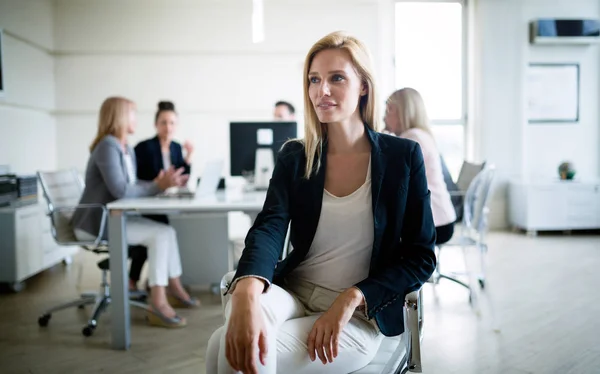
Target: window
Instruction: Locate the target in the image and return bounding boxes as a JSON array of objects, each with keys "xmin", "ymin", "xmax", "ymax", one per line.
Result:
[{"xmin": 395, "ymin": 1, "xmax": 466, "ymax": 178}]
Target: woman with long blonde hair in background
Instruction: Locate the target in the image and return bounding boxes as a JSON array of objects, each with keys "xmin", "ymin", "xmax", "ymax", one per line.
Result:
[
  {"xmin": 206, "ymin": 32, "xmax": 436, "ymax": 374},
  {"xmin": 71, "ymin": 97, "xmax": 199, "ymax": 329},
  {"xmin": 384, "ymin": 87, "xmax": 457, "ymax": 244}
]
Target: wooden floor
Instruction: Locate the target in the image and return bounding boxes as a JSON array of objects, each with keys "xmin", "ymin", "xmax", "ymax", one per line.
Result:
[{"xmin": 1, "ymin": 230, "xmax": 599, "ymax": 374}]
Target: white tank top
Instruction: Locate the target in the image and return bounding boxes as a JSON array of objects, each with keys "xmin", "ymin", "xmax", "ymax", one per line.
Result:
[
  {"xmin": 291, "ymin": 158, "xmax": 374, "ymax": 292},
  {"xmin": 162, "ymin": 150, "xmax": 172, "ymax": 170}
]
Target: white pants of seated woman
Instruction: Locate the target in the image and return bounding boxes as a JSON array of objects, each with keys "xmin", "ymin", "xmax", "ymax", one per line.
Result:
[
  {"xmin": 75, "ymin": 216, "xmax": 181, "ymax": 287},
  {"xmin": 206, "ymin": 279, "xmax": 384, "ymax": 374}
]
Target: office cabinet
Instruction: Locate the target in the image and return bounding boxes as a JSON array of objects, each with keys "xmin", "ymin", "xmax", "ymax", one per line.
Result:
[
  {"xmin": 508, "ymin": 179, "xmax": 600, "ymax": 233},
  {"xmin": 0, "ymin": 203, "xmax": 78, "ymax": 291}
]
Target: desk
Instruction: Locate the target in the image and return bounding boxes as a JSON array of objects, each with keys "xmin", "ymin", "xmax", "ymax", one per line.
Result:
[{"xmin": 106, "ymin": 190, "xmax": 266, "ymax": 350}]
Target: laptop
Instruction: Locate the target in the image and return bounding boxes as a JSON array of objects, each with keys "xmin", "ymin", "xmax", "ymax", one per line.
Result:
[
  {"xmin": 194, "ymin": 159, "xmax": 224, "ymax": 198},
  {"xmin": 159, "ymin": 159, "xmax": 224, "ymax": 199}
]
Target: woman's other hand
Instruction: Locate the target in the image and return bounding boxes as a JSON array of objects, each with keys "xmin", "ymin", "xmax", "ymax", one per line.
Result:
[
  {"xmin": 183, "ymin": 139, "xmax": 194, "ymax": 155},
  {"xmin": 307, "ymin": 287, "xmax": 364, "ymax": 364},
  {"xmin": 226, "ymin": 277, "xmax": 268, "ymax": 374},
  {"xmin": 183, "ymin": 140, "xmax": 194, "ymax": 164}
]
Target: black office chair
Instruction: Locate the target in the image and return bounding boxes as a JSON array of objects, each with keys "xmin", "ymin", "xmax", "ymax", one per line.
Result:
[{"xmin": 37, "ymin": 169, "xmax": 152, "ymax": 337}]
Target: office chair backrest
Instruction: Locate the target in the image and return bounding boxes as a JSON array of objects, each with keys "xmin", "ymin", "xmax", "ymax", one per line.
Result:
[
  {"xmin": 456, "ymin": 161, "xmax": 486, "ymax": 192},
  {"xmin": 462, "ymin": 165, "xmax": 496, "ymax": 233},
  {"xmin": 440, "ymin": 155, "xmax": 464, "ymax": 220},
  {"xmin": 37, "ymin": 169, "xmax": 84, "ymax": 244}
]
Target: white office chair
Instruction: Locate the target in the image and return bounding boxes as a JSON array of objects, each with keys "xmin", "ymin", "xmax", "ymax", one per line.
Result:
[
  {"xmin": 207, "ymin": 272, "xmax": 424, "ymax": 374},
  {"xmin": 36, "ymin": 168, "xmax": 150, "ymax": 337},
  {"xmin": 431, "ymin": 164, "xmax": 496, "ymax": 302}
]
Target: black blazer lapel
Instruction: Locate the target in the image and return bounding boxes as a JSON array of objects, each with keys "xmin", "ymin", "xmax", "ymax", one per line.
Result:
[
  {"xmin": 274, "ymin": 141, "xmax": 326, "ymax": 279},
  {"xmin": 151, "ymin": 136, "xmax": 164, "ymax": 171},
  {"xmin": 297, "ymin": 141, "xmax": 327, "ymax": 257},
  {"xmin": 366, "ymin": 127, "xmax": 387, "ymax": 271},
  {"xmin": 169, "ymin": 141, "xmax": 179, "ymax": 167}
]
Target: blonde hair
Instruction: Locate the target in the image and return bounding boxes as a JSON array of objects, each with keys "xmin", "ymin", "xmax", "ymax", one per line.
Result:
[
  {"xmin": 300, "ymin": 31, "xmax": 380, "ymax": 179},
  {"xmin": 386, "ymin": 87, "xmax": 433, "ymax": 136},
  {"xmin": 89, "ymin": 97, "xmax": 136, "ymax": 152}
]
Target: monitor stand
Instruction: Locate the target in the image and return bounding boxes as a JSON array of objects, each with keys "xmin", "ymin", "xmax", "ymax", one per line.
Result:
[{"xmin": 254, "ymin": 148, "xmax": 274, "ymax": 191}]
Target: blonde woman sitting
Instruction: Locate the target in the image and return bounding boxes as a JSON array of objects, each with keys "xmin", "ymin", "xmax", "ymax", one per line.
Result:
[{"xmin": 71, "ymin": 97, "xmax": 199, "ymax": 328}]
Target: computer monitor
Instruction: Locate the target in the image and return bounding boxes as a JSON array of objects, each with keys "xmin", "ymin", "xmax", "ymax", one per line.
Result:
[{"xmin": 230, "ymin": 121, "xmax": 297, "ymax": 188}]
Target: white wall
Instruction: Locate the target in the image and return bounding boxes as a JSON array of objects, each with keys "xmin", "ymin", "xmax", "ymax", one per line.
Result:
[
  {"xmin": 0, "ymin": 0, "xmax": 56, "ymax": 175},
  {"xmin": 523, "ymin": 1, "xmax": 599, "ymax": 180},
  {"xmin": 2, "ymin": 0, "xmax": 598, "ymax": 230},
  {"xmin": 54, "ymin": 0, "xmax": 381, "ymax": 186},
  {"xmin": 473, "ymin": 0, "xmax": 600, "ymax": 228}
]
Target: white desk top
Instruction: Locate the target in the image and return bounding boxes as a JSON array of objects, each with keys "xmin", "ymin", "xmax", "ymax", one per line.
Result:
[{"xmin": 107, "ymin": 190, "xmax": 267, "ymax": 213}]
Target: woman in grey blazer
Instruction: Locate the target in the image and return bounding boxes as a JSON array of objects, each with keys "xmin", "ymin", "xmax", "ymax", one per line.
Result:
[{"xmin": 71, "ymin": 97, "xmax": 199, "ymax": 328}]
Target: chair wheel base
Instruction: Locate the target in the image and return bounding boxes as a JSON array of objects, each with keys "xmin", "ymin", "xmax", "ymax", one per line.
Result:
[
  {"xmin": 10, "ymin": 282, "xmax": 25, "ymax": 293},
  {"xmin": 82, "ymin": 325, "xmax": 95, "ymax": 337},
  {"xmin": 38, "ymin": 314, "xmax": 51, "ymax": 327}
]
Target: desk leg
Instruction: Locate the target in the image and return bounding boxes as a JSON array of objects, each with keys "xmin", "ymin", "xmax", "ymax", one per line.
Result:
[{"xmin": 109, "ymin": 210, "xmax": 130, "ymax": 350}]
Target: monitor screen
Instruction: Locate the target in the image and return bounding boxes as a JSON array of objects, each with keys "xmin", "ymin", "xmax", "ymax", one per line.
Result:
[{"xmin": 229, "ymin": 121, "xmax": 298, "ymax": 176}]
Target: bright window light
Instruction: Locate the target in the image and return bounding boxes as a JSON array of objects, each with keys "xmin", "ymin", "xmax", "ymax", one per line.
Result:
[
  {"xmin": 395, "ymin": 2, "xmax": 463, "ymax": 121},
  {"xmin": 395, "ymin": 1, "xmax": 465, "ymax": 178}
]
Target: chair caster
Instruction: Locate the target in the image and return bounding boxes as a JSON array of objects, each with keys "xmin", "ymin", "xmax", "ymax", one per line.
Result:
[
  {"xmin": 77, "ymin": 304, "xmax": 86, "ymax": 309},
  {"xmin": 38, "ymin": 314, "xmax": 51, "ymax": 327},
  {"xmin": 478, "ymin": 279, "xmax": 485, "ymax": 289},
  {"xmin": 82, "ymin": 325, "xmax": 95, "ymax": 337},
  {"xmin": 10, "ymin": 281, "xmax": 25, "ymax": 293}
]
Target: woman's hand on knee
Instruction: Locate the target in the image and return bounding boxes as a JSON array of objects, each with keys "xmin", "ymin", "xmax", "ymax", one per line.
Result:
[
  {"xmin": 307, "ymin": 288, "xmax": 364, "ymax": 364},
  {"xmin": 225, "ymin": 280, "xmax": 268, "ymax": 373}
]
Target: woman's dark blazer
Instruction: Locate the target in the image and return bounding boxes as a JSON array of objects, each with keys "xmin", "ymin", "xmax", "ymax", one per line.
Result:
[
  {"xmin": 232, "ymin": 124, "xmax": 437, "ymax": 337},
  {"xmin": 134, "ymin": 136, "xmax": 191, "ymax": 181}
]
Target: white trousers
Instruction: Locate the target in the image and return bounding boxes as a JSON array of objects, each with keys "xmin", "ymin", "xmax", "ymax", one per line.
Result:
[
  {"xmin": 75, "ymin": 216, "xmax": 182, "ymax": 287},
  {"xmin": 206, "ymin": 278, "xmax": 384, "ymax": 374}
]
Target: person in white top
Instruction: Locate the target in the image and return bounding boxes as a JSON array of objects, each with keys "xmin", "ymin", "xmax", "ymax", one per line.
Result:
[
  {"xmin": 205, "ymin": 32, "xmax": 437, "ymax": 374},
  {"xmin": 384, "ymin": 87, "xmax": 457, "ymax": 244}
]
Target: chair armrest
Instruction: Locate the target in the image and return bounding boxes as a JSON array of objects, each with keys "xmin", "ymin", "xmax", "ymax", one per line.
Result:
[
  {"xmin": 220, "ymin": 272, "xmax": 236, "ymax": 318},
  {"xmin": 48, "ymin": 203, "xmax": 108, "ymax": 247},
  {"xmin": 405, "ymin": 289, "xmax": 423, "ymax": 372}
]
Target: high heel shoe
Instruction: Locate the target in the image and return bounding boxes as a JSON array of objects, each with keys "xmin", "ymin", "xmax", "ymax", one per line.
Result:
[
  {"xmin": 167, "ymin": 293, "xmax": 201, "ymax": 309},
  {"xmin": 146, "ymin": 304, "xmax": 187, "ymax": 328}
]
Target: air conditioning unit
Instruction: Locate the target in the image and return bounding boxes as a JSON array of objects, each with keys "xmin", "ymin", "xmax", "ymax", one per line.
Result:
[{"xmin": 529, "ymin": 19, "xmax": 600, "ymax": 45}]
